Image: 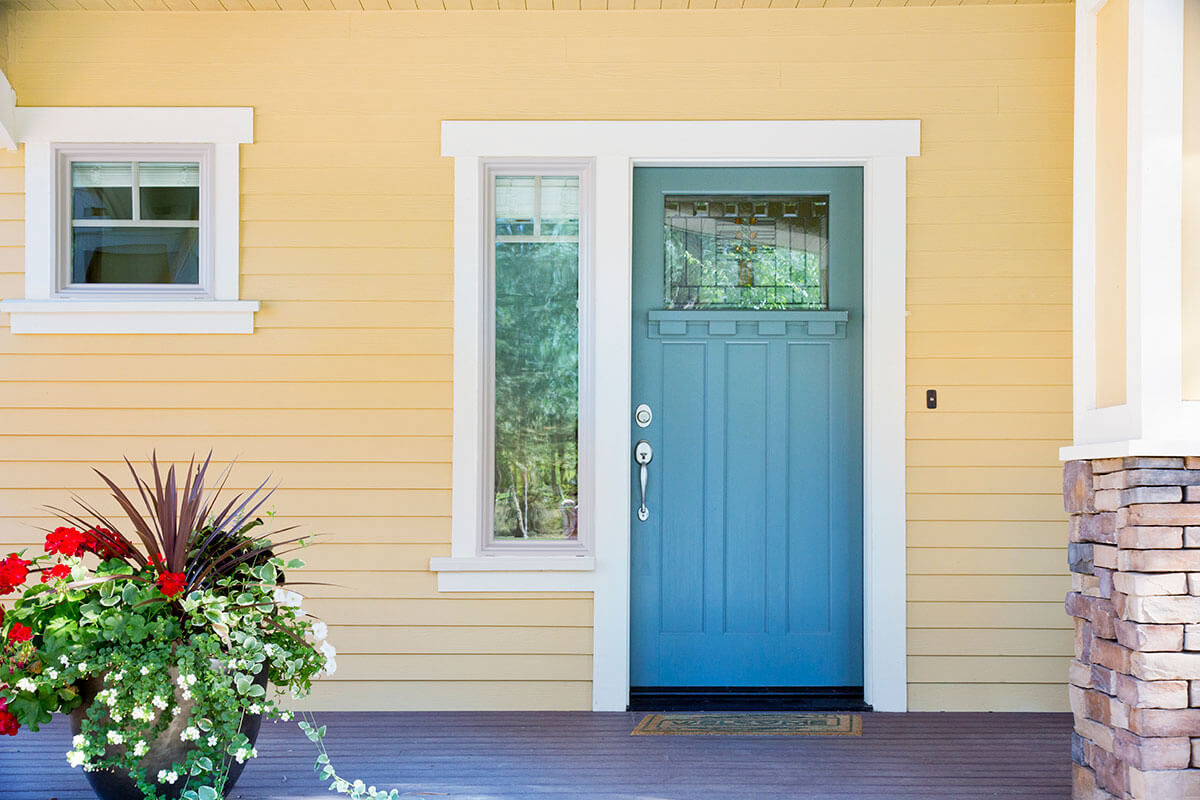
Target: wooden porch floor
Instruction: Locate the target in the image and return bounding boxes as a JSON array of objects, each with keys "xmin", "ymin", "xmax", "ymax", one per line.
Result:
[{"xmin": 0, "ymin": 711, "xmax": 1072, "ymax": 799}]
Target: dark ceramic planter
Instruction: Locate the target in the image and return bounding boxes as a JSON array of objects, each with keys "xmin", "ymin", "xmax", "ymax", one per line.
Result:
[{"xmin": 69, "ymin": 668, "xmax": 269, "ymax": 800}]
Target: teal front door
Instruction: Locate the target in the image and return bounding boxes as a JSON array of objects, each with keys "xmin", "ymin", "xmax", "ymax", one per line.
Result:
[{"xmin": 630, "ymin": 167, "xmax": 864, "ymax": 689}]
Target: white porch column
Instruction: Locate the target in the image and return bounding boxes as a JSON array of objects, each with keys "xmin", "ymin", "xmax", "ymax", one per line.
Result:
[
  {"xmin": 1065, "ymin": 4, "xmax": 1200, "ymax": 799},
  {"xmin": 1064, "ymin": 0, "xmax": 1197, "ymax": 460}
]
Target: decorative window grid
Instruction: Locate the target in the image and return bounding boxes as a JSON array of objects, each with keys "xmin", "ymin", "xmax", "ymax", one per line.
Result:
[{"xmin": 663, "ymin": 194, "xmax": 830, "ymax": 310}]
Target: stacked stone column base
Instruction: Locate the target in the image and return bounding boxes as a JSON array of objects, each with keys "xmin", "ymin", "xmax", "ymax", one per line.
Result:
[{"xmin": 1066, "ymin": 457, "xmax": 1200, "ymax": 799}]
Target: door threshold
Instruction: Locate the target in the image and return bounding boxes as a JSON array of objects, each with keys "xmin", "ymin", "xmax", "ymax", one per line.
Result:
[{"xmin": 628, "ymin": 686, "xmax": 871, "ymax": 713}]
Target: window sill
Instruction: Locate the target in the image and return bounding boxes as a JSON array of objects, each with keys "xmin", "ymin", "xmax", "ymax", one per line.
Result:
[
  {"xmin": 1, "ymin": 299, "xmax": 260, "ymax": 334},
  {"xmin": 429, "ymin": 556, "xmax": 596, "ymax": 593}
]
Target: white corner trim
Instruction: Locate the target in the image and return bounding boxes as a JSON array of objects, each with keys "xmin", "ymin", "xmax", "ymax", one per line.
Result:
[
  {"xmin": 0, "ymin": 299, "xmax": 259, "ymax": 334},
  {"xmin": 9, "ymin": 107, "xmax": 255, "ymax": 335},
  {"xmin": 441, "ymin": 119, "xmax": 916, "ymax": 713},
  {"xmin": 0, "ymin": 70, "xmax": 16, "ymax": 151}
]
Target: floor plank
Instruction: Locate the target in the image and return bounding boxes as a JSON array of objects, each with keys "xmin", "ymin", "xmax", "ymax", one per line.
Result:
[{"xmin": 0, "ymin": 711, "xmax": 1072, "ymax": 799}]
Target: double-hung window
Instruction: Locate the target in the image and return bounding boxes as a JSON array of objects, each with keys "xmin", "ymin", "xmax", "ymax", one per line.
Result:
[
  {"xmin": 3, "ymin": 106, "xmax": 256, "ymax": 334},
  {"xmin": 485, "ymin": 167, "xmax": 591, "ymax": 554}
]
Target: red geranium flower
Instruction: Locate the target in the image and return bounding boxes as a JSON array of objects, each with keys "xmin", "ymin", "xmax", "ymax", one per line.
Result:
[
  {"xmin": 82, "ymin": 527, "xmax": 131, "ymax": 560},
  {"xmin": 157, "ymin": 572, "xmax": 187, "ymax": 598},
  {"xmin": 0, "ymin": 554, "xmax": 31, "ymax": 596},
  {"xmin": 0, "ymin": 697, "xmax": 18, "ymax": 736},
  {"xmin": 6, "ymin": 623, "xmax": 32, "ymax": 643},
  {"xmin": 45, "ymin": 527, "xmax": 87, "ymax": 558},
  {"xmin": 41, "ymin": 564, "xmax": 72, "ymax": 583}
]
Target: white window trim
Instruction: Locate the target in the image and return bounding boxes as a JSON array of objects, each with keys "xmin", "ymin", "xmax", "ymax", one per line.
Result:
[
  {"xmin": 2, "ymin": 107, "xmax": 258, "ymax": 334},
  {"xmin": 435, "ymin": 120, "xmax": 918, "ymax": 714}
]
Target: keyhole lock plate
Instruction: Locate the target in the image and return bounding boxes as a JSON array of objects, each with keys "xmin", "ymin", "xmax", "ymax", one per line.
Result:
[{"xmin": 635, "ymin": 404, "xmax": 653, "ymax": 428}]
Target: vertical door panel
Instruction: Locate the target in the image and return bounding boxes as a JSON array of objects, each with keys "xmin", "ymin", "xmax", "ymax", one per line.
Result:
[
  {"xmin": 787, "ymin": 342, "xmax": 833, "ymax": 635},
  {"xmin": 660, "ymin": 342, "xmax": 707, "ymax": 635},
  {"xmin": 723, "ymin": 342, "xmax": 769, "ymax": 635}
]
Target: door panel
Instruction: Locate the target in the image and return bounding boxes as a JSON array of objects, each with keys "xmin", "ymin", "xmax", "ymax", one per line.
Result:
[{"xmin": 630, "ymin": 167, "xmax": 864, "ymax": 689}]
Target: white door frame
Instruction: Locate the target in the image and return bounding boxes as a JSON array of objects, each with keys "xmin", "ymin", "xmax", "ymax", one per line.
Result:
[{"xmin": 438, "ymin": 121, "xmax": 919, "ymax": 713}]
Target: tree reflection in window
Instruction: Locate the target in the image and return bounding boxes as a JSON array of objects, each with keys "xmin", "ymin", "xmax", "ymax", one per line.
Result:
[
  {"xmin": 664, "ymin": 195, "xmax": 829, "ymax": 310},
  {"xmin": 493, "ymin": 176, "xmax": 580, "ymax": 542}
]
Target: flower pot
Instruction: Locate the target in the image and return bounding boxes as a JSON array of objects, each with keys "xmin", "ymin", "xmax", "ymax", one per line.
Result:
[{"xmin": 69, "ymin": 668, "xmax": 269, "ymax": 800}]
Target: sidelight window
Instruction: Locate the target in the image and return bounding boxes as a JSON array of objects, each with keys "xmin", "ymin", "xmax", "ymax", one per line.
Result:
[{"xmin": 487, "ymin": 172, "xmax": 587, "ymax": 550}]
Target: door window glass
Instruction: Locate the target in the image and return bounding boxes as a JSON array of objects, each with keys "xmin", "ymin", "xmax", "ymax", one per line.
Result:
[{"xmin": 663, "ymin": 195, "xmax": 829, "ymax": 309}]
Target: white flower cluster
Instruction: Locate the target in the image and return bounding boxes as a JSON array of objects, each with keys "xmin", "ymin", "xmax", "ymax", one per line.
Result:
[
  {"xmin": 176, "ymin": 672, "xmax": 197, "ymax": 700},
  {"xmin": 66, "ymin": 736, "xmax": 92, "ymax": 771},
  {"xmin": 151, "ymin": 695, "xmax": 168, "ymax": 710},
  {"xmin": 233, "ymin": 746, "xmax": 258, "ymax": 764},
  {"xmin": 131, "ymin": 705, "xmax": 154, "ymax": 722},
  {"xmin": 132, "ymin": 740, "xmax": 148, "ymax": 757},
  {"xmin": 319, "ymin": 641, "xmax": 338, "ymax": 676},
  {"xmin": 14, "ymin": 678, "xmax": 36, "ymax": 693},
  {"xmin": 106, "ymin": 731, "xmax": 124, "ymax": 745},
  {"xmin": 274, "ymin": 588, "xmax": 303, "ymax": 609},
  {"xmin": 157, "ymin": 769, "xmax": 179, "ymax": 785},
  {"xmin": 180, "ymin": 726, "xmax": 200, "ymax": 743}
]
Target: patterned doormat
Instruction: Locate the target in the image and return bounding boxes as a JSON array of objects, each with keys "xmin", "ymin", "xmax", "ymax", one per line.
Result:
[{"xmin": 631, "ymin": 712, "xmax": 862, "ymax": 736}]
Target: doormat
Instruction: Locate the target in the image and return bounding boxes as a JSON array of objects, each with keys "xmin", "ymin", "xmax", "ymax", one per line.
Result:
[{"xmin": 631, "ymin": 712, "xmax": 862, "ymax": 736}]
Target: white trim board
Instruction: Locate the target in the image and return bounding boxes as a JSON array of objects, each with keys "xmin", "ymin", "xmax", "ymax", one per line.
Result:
[
  {"xmin": 2, "ymin": 106, "xmax": 257, "ymax": 335},
  {"xmin": 0, "ymin": 70, "xmax": 17, "ymax": 151},
  {"xmin": 437, "ymin": 120, "xmax": 918, "ymax": 713}
]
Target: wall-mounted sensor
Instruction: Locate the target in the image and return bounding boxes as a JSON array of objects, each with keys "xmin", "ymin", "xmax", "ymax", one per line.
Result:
[{"xmin": 926, "ymin": 389, "xmax": 938, "ymax": 410}]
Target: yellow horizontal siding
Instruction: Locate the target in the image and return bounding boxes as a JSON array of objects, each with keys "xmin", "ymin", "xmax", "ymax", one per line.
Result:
[
  {"xmin": 2, "ymin": 3, "xmax": 1073, "ymax": 711},
  {"xmin": 292, "ymin": 681, "xmax": 593, "ymax": 713},
  {"xmin": 908, "ymin": 683, "xmax": 1067, "ymax": 713},
  {"xmin": 908, "ymin": 601, "xmax": 1069, "ymax": 629}
]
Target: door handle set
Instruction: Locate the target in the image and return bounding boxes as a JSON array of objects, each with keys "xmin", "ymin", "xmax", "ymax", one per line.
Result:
[{"xmin": 634, "ymin": 439, "xmax": 653, "ymax": 521}]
